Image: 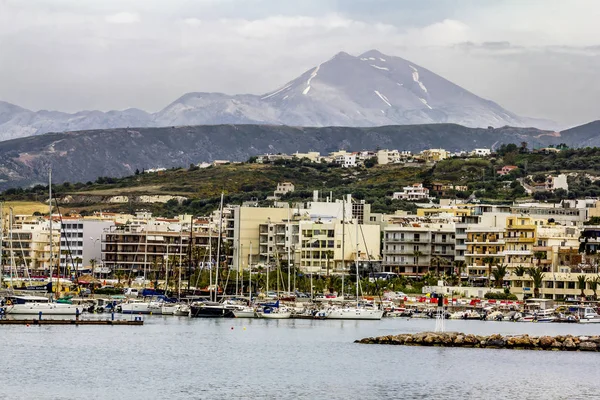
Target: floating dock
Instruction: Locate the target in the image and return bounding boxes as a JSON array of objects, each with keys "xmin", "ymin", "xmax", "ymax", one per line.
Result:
[{"xmin": 0, "ymin": 318, "xmax": 143, "ymax": 326}]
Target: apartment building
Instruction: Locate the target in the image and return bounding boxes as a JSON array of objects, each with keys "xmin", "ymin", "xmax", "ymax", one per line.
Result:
[
  {"xmin": 101, "ymin": 219, "xmax": 213, "ymax": 276},
  {"xmin": 59, "ymin": 218, "xmax": 115, "ymax": 273},
  {"xmin": 392, "ymin": 184, "xmax": 431, "ymax": 201},
  {"xmin": 382, "ymin": 221, "xmax": 455, "ymax": 276},
  {"xmin": 504, "ymin": 215, "xmax": 537, "ymax": 270},
  {"xmin": 298, "ymin": 220, "xmax": 380, "ymax": 275},
  {"xmin": 1, "ymin": 218, "xmax": 61, "ymax": 274}
]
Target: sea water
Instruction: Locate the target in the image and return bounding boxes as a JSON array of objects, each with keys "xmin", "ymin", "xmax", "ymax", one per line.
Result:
[{"xmin": 1, "ymin": 317, "xmax": 598, "ymax": 399}]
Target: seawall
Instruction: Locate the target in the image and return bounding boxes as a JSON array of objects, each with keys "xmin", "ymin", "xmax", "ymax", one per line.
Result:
[{"xmin": 355, "ymin": 332, "xmax": 600, "ymax": 351}]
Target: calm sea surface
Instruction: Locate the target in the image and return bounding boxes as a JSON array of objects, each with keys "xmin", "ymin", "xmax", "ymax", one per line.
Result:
[{"xmin": 1, "ymin": 316, "xmax": 599, "ymax": 399}]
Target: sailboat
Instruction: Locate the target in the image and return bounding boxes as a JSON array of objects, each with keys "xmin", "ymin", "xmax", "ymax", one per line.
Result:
[
  {"xmin": 190, "ymin": 193, "xmax": 243, "ymax": 318},
  {"xmin": 256, "ymin": 300, "xmax": 291, "ymax": 319},
  {"xmin": 326, "ymin": 214, "xmax": 383, "ymax": 320},
  {"xmin": 5, "ymin": 169, "xmax": 80, "ymax": 316},
  {"xmin": 233, "ymin": 242, "xmax": 257, "ymax": 318}
]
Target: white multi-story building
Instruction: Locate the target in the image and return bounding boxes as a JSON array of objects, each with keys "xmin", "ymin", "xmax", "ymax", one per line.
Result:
[
  {"xmin": 59, "ymin": 218, "xmax": 115, "ymax": 273},
  {"xmin": 471, "ymin": 148, "xmax": 491, "ymax": 157},
  {"xmin": 382, "ymin": 220, "xmax": 455, "ymax": 276},
  {"xmin": 392, "ymin": 184, "xmax": 431, "ymax": 201},
  {"xmin": 335, "ymin": 154, "xmax": 357, "ymax": 168}
]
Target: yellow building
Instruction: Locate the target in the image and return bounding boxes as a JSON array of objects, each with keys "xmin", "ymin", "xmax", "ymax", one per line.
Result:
[
  {"xmin": 504, "ymin": 216, "xmax": 537, "ymax": 270},
  {"xmin": 465, "ymin": 227, "xmax": 505, "ymax": 277},
  {"xmin": 420, "ymin": 148, "xmax": 449, "ymax": 162},
  {"xmin": 510, "ymin": 272, "xmax": 599, "ymax": 301}
]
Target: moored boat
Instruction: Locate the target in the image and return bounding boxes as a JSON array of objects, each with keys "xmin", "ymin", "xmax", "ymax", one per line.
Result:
[{"xmin": 3, "ymin": 295, "xmax": 81, "ymax": 315}]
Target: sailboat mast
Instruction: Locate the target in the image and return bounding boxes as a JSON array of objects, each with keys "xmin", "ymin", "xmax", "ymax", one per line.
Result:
[
  {"xmin": 9, "ymin": 208, "xmax": 14, "ymax": 289},
  {"xmin": 208, "ymin": 223, "xmax": 212, "ymax": 300},
  {"xmin": 49, "ymin": 168, "xmax": 56, "ymax": 298},
  {"xmin": 215, "ymin": 192, "xmax": 224, "ymax": 302},
  {"xmin": 249, "ymin": 242, "xmax": 252, "ymax": 303},
  {"xmin": 165, "ymin": 243, "xmax": 169, "ymax": 295},
  {"xmin": 341, "ymin": 198, "xmax": 345, "ymax": 300},
  {"xmin": 287, "ymin": 207, "xmax": 291, "ymax": 294},
  {"xmin": 355, "ymin": 217, "xmax": 359, "ymax": 306}
]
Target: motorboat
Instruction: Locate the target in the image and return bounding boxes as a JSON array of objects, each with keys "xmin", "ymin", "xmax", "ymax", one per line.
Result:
[
  {"xmin": 578, "ymin": 307, "xmax": 600, "ymax": 324},
  {"xmin": 325, "ymin": 306, "xmax": 384, "ymax": 320},
  {"xmin": 3, "ymin": 295, "xmax": 81, "ymax": 315},
  {"xmin": 118, "ymin": 299, "xmax": 153, "ymax": 314},
  {"xmin": 190, "ymin": 301, "xmax": 244, "ymax": 318},
  {"xmin": 518, "ymin": 308, "xmax": 555, "ymax": 322},
  {"xmin": 173, "ymin": 304, "xmax": 191, "ymax": 316},
  {"xmin": 233, "ymin": 307, "xmax": 256, "ymax": 318}
]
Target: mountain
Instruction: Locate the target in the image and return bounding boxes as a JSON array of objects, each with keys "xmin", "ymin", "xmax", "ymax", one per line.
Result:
[
  {"xmin": 0, "ymin": 50, "xmax": 554, "ymax": 141},
  {"xmin": 0, "ymin": 122, "xmax": 570, "ymax": 190}
]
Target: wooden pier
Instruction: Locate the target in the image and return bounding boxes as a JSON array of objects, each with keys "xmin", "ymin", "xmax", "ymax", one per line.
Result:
[{"xmin": 0, "ymin": 318, "xmax": 143, "ymax": 326}]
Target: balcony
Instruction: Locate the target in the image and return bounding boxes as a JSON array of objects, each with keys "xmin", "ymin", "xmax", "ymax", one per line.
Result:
[
  {"xmin": 504, "ymin": 250, "xmax": 533, "ymax": 255},
  {"xmin": 507, "ymin": 224, "xmax": 536, "ymax": 230},
  {"xmin": 505, "ymin": 236, "xmax": 535, "ymax": 243}
]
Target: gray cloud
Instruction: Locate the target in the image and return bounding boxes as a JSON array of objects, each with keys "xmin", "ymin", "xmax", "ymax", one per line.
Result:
[{"xmin": 0, "ymin": 0, "xmax": 599, "ymax": 126}]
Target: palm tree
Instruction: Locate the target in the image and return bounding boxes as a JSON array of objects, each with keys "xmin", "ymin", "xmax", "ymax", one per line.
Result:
[
  {"xmin": 412, "ymin": 250, "xmax": 423, "ymax": 275},
  {"xmin": 588, "ymin": 276, "xmax": 599, "ymax": 301},
  {"xmin": 482, "ymin": 256, "xmax": 495, "ymax": 287},
  {"xmin": 527, "ymin": 267, "xmax": 545, "ymax": 298},
  {"xmin": 453, "ymin": 259, "xmax": 466, "ymax": 277},
  {"xmin": 491, "ymin": 264, "xmax": 508, "ymax": 288},
  {"xmin": 514, "ymin": 265, "xmax": 526, "ymax": 277},
  {"xmin": 577, "ymin": 275, "xmax": 587, "ymax": 299},
  {"xmin": 534, "ymin": 251, "xmax": 547, "ymax": 271}
]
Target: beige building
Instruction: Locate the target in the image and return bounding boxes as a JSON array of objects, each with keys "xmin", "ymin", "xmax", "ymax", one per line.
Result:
[
  {"xmin": 2, "ymin": 218, "xmax": 61, "ymax": 274},
  {"xmin": 420, "ymin": 148, "xmax": 449, "ymax": 162},
  {"xmin": 299, "ymin": 220, "xmax": 380, "ymax": 275}
]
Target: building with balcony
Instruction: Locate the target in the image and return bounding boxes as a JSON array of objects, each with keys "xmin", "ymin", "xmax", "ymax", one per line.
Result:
[
  {"xmin": 392, "ymin": 184, "xmax": 431, "ymax": 201},
  {"xmin": 298, "ymin": 220, "xmax": 380, "ymax": 275},
  {"xmin": 1, "ymin": 218, "xmax": 61, "ymax": 274},
  {"xmin": 504, "ymin": 216, "xmax": 537, "ymax": 270},
  {"xmin": 101, "ymin": 220, "xmax": 212, "ymax": 277},
  {"xmin": 59, "ymin": 218, "xmax": 114, "ymax": 273},
  {"xmin": 383, "ymin": 220, "xmax": 455, "ymax": 276}
]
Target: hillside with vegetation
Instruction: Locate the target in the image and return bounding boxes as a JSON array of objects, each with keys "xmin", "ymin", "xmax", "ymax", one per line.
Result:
[{"xmin": 3, "ymin": 145, "xmax": 600, "ymax": 217}]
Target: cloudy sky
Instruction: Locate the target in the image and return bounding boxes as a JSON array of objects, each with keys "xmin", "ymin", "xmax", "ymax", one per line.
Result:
[{"xmin": 1, "ymin": 0, "xmax": 599, "ymax": 127}]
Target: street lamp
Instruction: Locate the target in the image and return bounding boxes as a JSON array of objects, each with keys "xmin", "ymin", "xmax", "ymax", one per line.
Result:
[{"xmin": 90, "ymin": 237, "xmax": 101, "ymax": 277}]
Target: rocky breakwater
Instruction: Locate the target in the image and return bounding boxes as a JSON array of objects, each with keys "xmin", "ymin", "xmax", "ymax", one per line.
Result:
[{"xmin": 355, "ymin": 332, "xmax": 600, "ymax": 351}]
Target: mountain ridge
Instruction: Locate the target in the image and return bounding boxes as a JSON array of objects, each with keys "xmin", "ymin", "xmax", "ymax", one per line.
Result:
[
  {"xmin": 0, "ymin": 49, "xmax": 556, "ymax": 141},
  {"xmin": 1, "ymin": 120, "xmax": 596, "ymax": 191}
]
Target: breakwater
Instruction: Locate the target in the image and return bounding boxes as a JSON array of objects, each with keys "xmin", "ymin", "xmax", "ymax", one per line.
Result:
[{"xmin": 355, "ymin": 332, "xmax": 600, "ymax": 351}]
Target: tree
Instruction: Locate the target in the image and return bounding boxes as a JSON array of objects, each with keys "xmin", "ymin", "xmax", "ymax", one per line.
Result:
[
  {"xmin": 364, "ymin": 157, "xmax": 377, "ymax": 168},
  {"xmin": 453, "ymin": 259, "xmax": 466, "ymax": 278},
  {"xmin": 577, "ymin": 275, "xmax": 587, "ymax": 299},
  {"xmin": 588, "ymin": 276, "xmax": 600, "ymax": 301},
  {"xmin": 527, "ymin": 267, "xmax": 544, "ymax": 298},
  {"xmin": 482, "ymin": 256, "xmax": 495, "ymax": 287},
  {"xmin": 514, "ymin": 265, "xmax": 526, "ymax": 277},
  {"xmin": 413, "ymin": 250, "xmax": 423, "ymax": 274},
  {"xmin": 491, "ymin": 264, "xmax": 508, "ymax": 288}
]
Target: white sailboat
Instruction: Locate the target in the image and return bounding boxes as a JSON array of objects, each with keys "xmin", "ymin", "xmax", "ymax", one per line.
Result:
[
  {"xmin": 327, "ymin": 214, "xmax": 383, "ymax": 320},
  {"xmin": 233, "ymin": 243, "xmax": 256, "ymax": 318}
]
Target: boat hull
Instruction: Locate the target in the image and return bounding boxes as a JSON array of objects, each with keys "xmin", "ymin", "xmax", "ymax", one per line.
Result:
[
  {"xmin": 6, "ymin": 303, "xmax": 81, "ymax": 315},
  {"xmin": 119, "ymin": 303, "xmax": 153, "ymax": 314},
  {"xmin": 233, "ymin": 310, "xmax": 256, "ymax": 318},
  {"xmin": 258, "ymin": 312, "xmax": 291, "ymax": 319},
  {"xmin": 190, "ymin": 305, "xmax": 236, "ymax": 318},
  {"xmin": 326, "ymin": 308, "xmax": 384, "ymax": 320}
]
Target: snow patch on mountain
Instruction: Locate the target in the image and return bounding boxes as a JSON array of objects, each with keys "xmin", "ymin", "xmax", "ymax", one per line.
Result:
[{"xmin": 374, "ymin": 90, "xmax": 392, "ymax": 107}]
